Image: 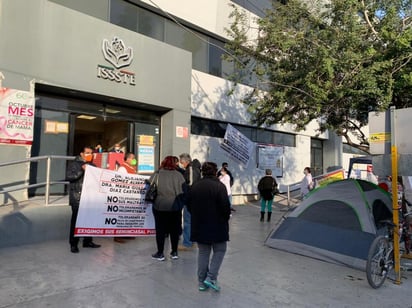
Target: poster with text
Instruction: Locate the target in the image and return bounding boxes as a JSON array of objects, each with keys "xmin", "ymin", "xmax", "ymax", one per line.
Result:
[
  {"xmin": 0, "ymin": 88, "xmax": 35, "ymax": 145},
  {"xmin": 138, "ymin": 144, "xmax": 155, "ymax": 173},
  {"xmin": 220, "ymin": 124, "xmax": 254, "ymax": 167},
  {"xmin": 75, "ymin": 166, "xmax": 155, "ymax": 237},
  {"xmin": 257, "ymin": 144, "xmax": 284, "ymax": 177}
]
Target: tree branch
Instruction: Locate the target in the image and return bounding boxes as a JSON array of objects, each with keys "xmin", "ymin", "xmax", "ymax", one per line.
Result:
[{"xmin": 361, "ymin": 1, "xmax": 381, "ymax": 42}]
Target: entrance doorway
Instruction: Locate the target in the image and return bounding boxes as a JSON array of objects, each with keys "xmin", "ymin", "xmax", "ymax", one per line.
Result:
[
  {"xmin": 30, "ymin": 88, "xmax": 162, "ymax": 196},
  {"xmin": 72, "ymin": 113, "xmax": 129, "ymax": 155},
  {"xmin": 311, "ymin": 138, "xmax": 323, "ymax": 177}
]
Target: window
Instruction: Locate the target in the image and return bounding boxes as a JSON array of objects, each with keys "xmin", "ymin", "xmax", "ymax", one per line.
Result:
[
  {"xmin": 108, "ymin": 0, "xmax": 254, "ymax": 86},
  {"xmin": 274, "ymin": 132, "xmax": 295, "ymax": 147},
  {"xmin": 256, "ymin": 129, "xmax": 274, "ymax": 143},
  {"xmin": 138, "ymin": 9, "xmax": 164, "ymax": 41},
  {"xmin": 230, "ymin": 0, "xmax": 272, "ymax": 17},
  {"xmin": 209, "ymin": 38, "xmax": 234, "ymax": 78},
  {"xmin": 191, "ymin": 117, "xmax": 296, "ymax": 147},
  {"xmin": 311, "ymin": 138, "xmax": 323, "ymax": 176},
  {"xmin": 110, "ymin": 0, "xmax": 139, "ymax": 32},
  {"xmin": 191, "ymin": 117, "xmax": 226, "ymax": 138},
  {"xmin": 165, "ymin": 20, "xmax": 208, "ymax": 72},
  {"xmin": 343, "ymin": 143, "xmax": 368, "ymax": 155}
]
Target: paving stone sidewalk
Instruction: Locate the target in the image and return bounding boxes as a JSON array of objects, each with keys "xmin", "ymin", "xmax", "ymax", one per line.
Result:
[{"xmin": 0, "ymin": 201, "xmax": 411, "ymax": 308}]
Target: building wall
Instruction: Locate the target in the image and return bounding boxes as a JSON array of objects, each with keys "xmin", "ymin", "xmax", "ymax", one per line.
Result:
[
  {"xmin": 0, "ymin": 0, "xmax": 192, "ymax": 203},
  {"xmin": 0, "ymin": 0, "xmax": 343, "ymax": 203},
  {"xmin": 191, "ymin": 70, "xmax": 333, "ymax": 198}
]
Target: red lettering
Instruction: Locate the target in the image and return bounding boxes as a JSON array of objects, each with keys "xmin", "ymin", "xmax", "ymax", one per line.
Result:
[{"xmin": 7, "ymin": 106, "xmax": 33, "ymax": 116}]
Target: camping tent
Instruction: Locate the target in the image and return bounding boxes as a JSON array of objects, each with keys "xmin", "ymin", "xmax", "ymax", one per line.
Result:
[{"xmin": 265, "ymin": 179, "xmax": 392, "ymax": 270}]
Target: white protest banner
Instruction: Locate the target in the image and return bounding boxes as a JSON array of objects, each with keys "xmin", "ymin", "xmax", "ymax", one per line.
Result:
[
  {"xmin": 220, "ymin": 124, "xmax": 254, "ymax": 167},
  {"xmin": 0, "ymin": 88, "xmax": 35, "ymax": 145},
  {"xmin": 75, "ymin": 165, "xmax": 155, "ymax": 237}
]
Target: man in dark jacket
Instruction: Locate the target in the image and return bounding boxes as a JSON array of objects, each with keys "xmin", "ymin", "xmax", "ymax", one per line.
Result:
[
  {"xmin": 67, "ymin": 146, "xmax": 101, "ymax": 253},
  {"xmin": 187, "ymin": 162, "xmax": 231, "ymax": 292},
  {"xmin": 178, "ymin": 153, "xmax": 201, "ymax": 250}
]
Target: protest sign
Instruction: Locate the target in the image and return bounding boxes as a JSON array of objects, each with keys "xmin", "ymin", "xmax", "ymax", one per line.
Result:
[{"xmin": 75, "ymin": 165, "xmax": 155, "ymax": 237}]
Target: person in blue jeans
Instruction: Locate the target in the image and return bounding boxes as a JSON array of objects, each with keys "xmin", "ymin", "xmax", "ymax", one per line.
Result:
[{"xmin": 177, "ymin": 153, "xmax": 201, "ymax": 250}]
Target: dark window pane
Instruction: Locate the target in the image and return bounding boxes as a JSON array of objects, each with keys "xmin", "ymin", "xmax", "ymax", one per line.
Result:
[
  {"xmin": 256, "ymin": 129, "xmax": 273, "ymax": 143},
  {"xmin": 165, "ymin": 20, "xmax": 208, "ymax": 71},
  {"xmin": 138, "ymin": 9, "xmax": 164, "ymax": 41},
  {"xmin": 234, "ymin": 125, "xmax": 253, "ymax": 140},
  {"xmin": 110, "ymin": 0, "xmax": 139, "ymax": 32},
  {"xmin": 191, "ymin": 117, "xmax": 226, "ymax": 138},
  {"xmin": 209, "ymin": 38, "xmax": 235, "ymax": 78},
  {"xmin": 230, "ymin": 0, "xmax": 272, "ymax": 17},
  {"xmin": 191, "ymin": 117, "xmax": 296, "ymax": 147},
  {"xmin": 274, "ymin": 132, "xmax": 295, "ymax": 147}
]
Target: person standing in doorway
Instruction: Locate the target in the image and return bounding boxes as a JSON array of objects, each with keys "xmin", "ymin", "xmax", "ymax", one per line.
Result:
[
  {"xmin": 178, "ymin": 153, "xmax": 201, "ymax": 251},
  {"xmin": 111, "ymin": 143, "xmax": 123, "ymax": 153},
  {"xmin": 66, "ymin": 145, "xmax": 101, "ymax": 253},
  {"xmin": 115, "ymin": 152, "xmax": 138, "ymax": 243},
  {"xmin": 257, "ymin": 169, "xmax": 278, "ymax": 222},
  {"xmin": 93, "ymin": 143, "xmax": 103, "ymax": 153},
  {"xmin": 187, "ymin": 162, "xmax": 231, "ymax": 292},
  {"xmin": 300, "ymin": 167, "xmax": 313, "ymax": 198}
]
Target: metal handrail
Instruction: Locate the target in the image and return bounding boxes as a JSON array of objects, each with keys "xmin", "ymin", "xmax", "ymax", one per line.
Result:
[
  {"xmin": 0, "ymin": 155, "xmax": 75, "ymax": 206},
  {"xmin": 279, "ymin": 182, "xmax": 301, "ymax": 206}
]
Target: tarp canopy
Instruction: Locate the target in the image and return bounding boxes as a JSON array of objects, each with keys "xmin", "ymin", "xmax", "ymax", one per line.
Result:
[{"xmin": 265, "ymin": 179, "xmax": 392, "ymax": 270}]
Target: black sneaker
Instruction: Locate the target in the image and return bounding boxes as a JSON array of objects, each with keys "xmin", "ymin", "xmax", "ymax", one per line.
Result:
[
  {"xmin": 70, "ymin": 246, "xmax": 79, "ymax": 253},
  {"xmin": 170, "ymin": 251, "xmax": 179, "ymax": 260},
  {"xmin": 83, "ymin": 242, "xmax": 101, "ymax": 248},
  {"xmin": 151, "ymin": 252, "xmax": 165, "ymax": 261}
]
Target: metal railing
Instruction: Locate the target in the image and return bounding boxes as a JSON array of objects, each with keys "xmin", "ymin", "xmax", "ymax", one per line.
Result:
[
  {"xmin": 0, "ymin": 155, "xmax": 74, "ymax": 206},
  {"xmin": 281, "ymin": 169, "xmax": 346, "ymax": 205}
]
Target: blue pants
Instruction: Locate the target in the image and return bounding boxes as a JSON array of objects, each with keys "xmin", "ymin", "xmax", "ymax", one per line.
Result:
[
  {"xmin": 260, "ymin": 198, "xmax": 273, "ymax": 213},
  {"xmin": 182, "ymin": 205, "xmax": 192, "ymax": 247}
]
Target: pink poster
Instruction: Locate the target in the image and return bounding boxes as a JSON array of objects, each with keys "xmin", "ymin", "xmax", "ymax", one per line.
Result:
[{"xmin": 0, "ymin": 88, "xmax": 35, "ymax": 145}]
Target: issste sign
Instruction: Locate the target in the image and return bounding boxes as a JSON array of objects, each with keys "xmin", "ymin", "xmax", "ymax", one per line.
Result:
[{"xmin": 0, "ymin": 88, "xmax": 35, "ymax": 145}]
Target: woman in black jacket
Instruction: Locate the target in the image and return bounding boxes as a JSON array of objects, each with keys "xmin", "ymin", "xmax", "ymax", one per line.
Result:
[
  {"xmin": 187, "ymin": 162, "xmax": 231, "ymax": 292},
  {"xmin": 257, "ymin": 169, "xmax": 278, "ymax": 222}
]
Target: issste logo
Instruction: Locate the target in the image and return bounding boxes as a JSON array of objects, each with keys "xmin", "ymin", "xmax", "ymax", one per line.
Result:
[{"xmin": 97, "ymin": 37, "xmax": 136, "ymax": 86}]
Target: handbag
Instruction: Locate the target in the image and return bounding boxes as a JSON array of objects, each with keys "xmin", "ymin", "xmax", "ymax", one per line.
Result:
[{"xmin": 145, "ymin": 173, "xmax": 158, "ymax": 202}]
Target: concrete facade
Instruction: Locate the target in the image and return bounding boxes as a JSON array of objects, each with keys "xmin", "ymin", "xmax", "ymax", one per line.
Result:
[{"xmin": 0, "ymin": 0, "xmax": 349, "ymax": 247}]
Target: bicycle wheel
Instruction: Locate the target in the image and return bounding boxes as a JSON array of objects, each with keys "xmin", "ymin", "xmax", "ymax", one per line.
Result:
[{"xmin": 366, "ymin": 236, "xmax": 391, "ymax": 289}]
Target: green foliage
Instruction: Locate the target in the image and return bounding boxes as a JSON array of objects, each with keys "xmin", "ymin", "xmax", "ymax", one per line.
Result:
[{"xmin": 225, "ymin": 0, "xmax": 412, "ymax": 151}]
